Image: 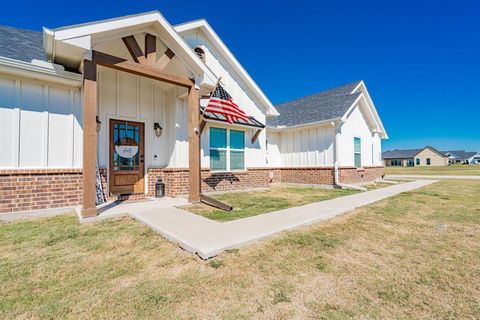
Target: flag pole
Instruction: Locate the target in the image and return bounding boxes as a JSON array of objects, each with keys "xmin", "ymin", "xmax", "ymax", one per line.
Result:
[{"xmin": 196, "ymin": 76, "xmax": 222, "ymax": 136}]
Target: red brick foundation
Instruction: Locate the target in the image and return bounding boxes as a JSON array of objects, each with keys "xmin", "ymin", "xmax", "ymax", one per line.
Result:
[
  {"xmin": 0, "ymin": 166, "xmax": 384, "ymax": 214},
  {"xmin": 147, "ymin": 166, "xmax": 385, "ymax": 197},
  {"xmin": 339, "ymin": 166, "xmax": 385, "ymax": 184},
  {"xmin": 0, "ymin": 169, "xmax": 83, "ymax": 214},
  {"xmin": 147, "ymin": 168, "xmax": 272, "ymax": 197}
]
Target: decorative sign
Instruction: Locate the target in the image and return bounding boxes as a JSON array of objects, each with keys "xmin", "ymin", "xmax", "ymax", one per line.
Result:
[
  {"xmin": 115, "ymin": 137, "xmax": 138, "ymax": 159},
  {"xmin": 95, "ymin": 165, "xmax": 105, "ymax": 205}
]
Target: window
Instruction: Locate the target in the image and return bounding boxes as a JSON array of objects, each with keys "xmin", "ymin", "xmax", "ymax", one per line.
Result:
[
  {"xmin": 391, "ymin": 159, "xmax": 402, "ymax": 166},
  {"xmin": 209, "ymin": 127, "xmax": 245, "ymax": 171},
  {"xmin": 426, "ymin": 158, "xmax": 431, "ymax": 165},
  {"xmin": 354, "ymin": 137, "xmax": 361, "ymax": 167},
  {"xmin": 416, "ymin": 158, "xmax": 420, "ymax": 166},
  {"xmin": 194, "ymin": 47, "xmax": 205, "ymax": 61}
]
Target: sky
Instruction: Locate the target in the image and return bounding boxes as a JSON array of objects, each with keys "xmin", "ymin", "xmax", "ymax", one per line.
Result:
[{"xmin": 1, "ymin": 0, "xmax": 479, "ymax": 151}]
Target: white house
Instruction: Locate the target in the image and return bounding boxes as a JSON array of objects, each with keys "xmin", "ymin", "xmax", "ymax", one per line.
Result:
[{"xmin": 0, "ymin": 11, "xmax": 387, "ymax": 217}]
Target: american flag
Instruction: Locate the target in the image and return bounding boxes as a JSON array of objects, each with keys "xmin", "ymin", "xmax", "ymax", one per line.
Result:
[{"xmin": 204, "ymin": 84, "xmax": 250, "ymax": 124}]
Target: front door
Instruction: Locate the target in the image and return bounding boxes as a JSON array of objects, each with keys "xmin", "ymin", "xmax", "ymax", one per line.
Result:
[{"xmin": 109, "ymin": 119, "xmax": 145, "ymax": 195}]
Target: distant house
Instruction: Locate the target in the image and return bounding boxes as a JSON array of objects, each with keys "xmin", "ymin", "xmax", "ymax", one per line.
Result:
[
  {"xmin": 382, "ymin": 146, "xmax": 448, "ymax": 167},
  {"xmin": 442, "ymin": 150, "xmax": 480, "ymax": 165}
]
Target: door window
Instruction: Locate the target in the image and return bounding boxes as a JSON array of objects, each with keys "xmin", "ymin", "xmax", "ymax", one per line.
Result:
[{"xmin": 113, "ymin": 122, "xmax": 140, "ymax": 171}]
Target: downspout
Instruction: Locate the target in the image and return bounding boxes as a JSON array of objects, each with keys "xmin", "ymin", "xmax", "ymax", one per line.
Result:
[{"xmin": 332, "ymin": 121, "xmax": 367, "ymax": 191}]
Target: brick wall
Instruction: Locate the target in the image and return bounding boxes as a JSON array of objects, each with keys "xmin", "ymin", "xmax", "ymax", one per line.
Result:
[
  {"xmin": 276, "ymin": 167, "xmax": 335, "ymax": 185},
  {"xmin": 0, "ymin": 169, "xmax": 83, "ymax": 214},
  {"xmin": 147, "ymin": 168, "xmax": 271, "ymax": 197},
  {"xmin": 0, "ymin": 166, "xmax": 384, "ymax": 214},
  {"xmin": 339, "ymin": 166, "xmax": 385, "ymax": 184},
  {"xmin": 147, "ymin": 166, "xmax": 384, "ymax": 197}
]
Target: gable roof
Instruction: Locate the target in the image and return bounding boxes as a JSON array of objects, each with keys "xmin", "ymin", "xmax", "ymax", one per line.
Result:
[
  {"xmin": 174, "ymin": 19, "xmax": 277, "ymax": 116},
  {"xmin": 442, "ymin": 150, "xmax": 478, "ymax": 160},
  {"xmin": 383, "ymin": 146, "xmax": 446, "ymax": 159},
  {"xmin": 267, "ymin": 81, "xmax": 362, "ymax": 128},
  {"xmin": 382, "ymin": 149, "xmax": 423, "ymax": 159},
  {"xmin": 43, "ymin": 11, "xmax": 216, "ymax": 86},
  {"xmin": 0, "ymin": 26, "xmax": 45, "ymax": 62}
]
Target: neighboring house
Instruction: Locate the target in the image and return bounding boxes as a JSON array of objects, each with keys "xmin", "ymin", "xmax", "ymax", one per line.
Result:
[
  {"xmin": 383, "ymin": 146, "xmax": 448, "ymax": 167},
  {"xmin": 442, "ymin": 150, "xmax": 479, "ymax": 165},
  {"xmin": 0, "ymin": 11, "xmax": 387, "ymax": 217},
  {"xmin": 466, "ymin": 153, "xmax": 480, "ymax": 165}
]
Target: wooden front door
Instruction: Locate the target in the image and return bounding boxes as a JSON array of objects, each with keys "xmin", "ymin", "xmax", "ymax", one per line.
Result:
[{"xmin": 109, "ymin": 119, "xmax": 145, "ymax": 195}]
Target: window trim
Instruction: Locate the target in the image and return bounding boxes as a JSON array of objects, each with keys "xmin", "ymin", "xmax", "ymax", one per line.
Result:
[
  {"xmin": 209, "ymin": 127, "xmax": 246, "ymax": 172},
  {"xmin": 354, "ymin": 137, "xmax": 362, "ymax": 168}
]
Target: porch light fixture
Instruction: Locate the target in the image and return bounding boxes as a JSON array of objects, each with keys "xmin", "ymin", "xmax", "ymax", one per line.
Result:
[
  {"xmin": 154, "ymin": 122, "xmax": 163, "ymax": 137},
  {"xmin": 96, "ymin": 116, "xmax": 102, "ymax": 133}
]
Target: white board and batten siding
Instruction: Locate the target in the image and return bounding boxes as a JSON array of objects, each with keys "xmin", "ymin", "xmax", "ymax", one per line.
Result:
[
  {"xmin": 337, "ymin": 106, "xmax": 382, "ymax": 166},
  {"xmin": 267, "ymin": 105, "xmax": 382, "ymax": 167},
  {"xmin": 181, "ymin": 30, "xmax": 268, "ymax": 168},
  {"xmin": 266, "ymin": 126, "xmax": 335, "ymax": 167},
  {"xmin": 0, "ymin": 74, "xmax": 82, "ymax": 169},
  {"xmin": 97, "ymin": 68, "xmax": 180, "ymax": 169}
]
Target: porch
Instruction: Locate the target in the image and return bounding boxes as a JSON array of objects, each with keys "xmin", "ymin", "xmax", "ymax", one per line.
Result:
[{"xmin": 65, "ymin": 28, "xmax": 209, "ymax": 217}]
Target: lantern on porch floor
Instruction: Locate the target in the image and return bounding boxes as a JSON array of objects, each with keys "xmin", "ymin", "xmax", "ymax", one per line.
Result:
[{"xmin": 155, "ymin": 179, "xmax": 165, "ymax": 198}]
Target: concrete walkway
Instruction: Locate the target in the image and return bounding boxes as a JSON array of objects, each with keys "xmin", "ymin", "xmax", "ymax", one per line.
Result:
[
  {"xmin": 386, "ymin": 174, "xmax": 480, "ymax": 180},
  {"xmin": 123, "ymin": 179, "xmax": 435, "ymax": 259}
]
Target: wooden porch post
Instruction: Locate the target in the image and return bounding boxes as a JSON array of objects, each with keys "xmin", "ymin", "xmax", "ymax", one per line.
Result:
[
  {"xmin": 188, "ymin": 85, "xmax": 201, "ymax": 202},
  {"xmin": 81, "ymin": 60, "xmax": 98, "ymax": 217}
]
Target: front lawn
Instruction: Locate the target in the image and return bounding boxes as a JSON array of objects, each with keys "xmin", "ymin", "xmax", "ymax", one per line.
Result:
[
  {"xmin": 1, "ymin": 180, "xmax": 479, "ymax": 319},
  {"xmin": 180, "ymin": 186, "xmax": 358, "ymax": 221},
  {"xmin": 385, "ymin": 164, "xmax": 480, "ymax": 176}
]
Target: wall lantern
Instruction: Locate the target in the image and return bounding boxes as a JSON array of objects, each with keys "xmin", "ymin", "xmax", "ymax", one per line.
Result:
[
  {"xmin": 154, "ymin": 122, "xmax": 163, "ymax": 137},
  {"xmin": 96, "ymin": 116, "xmax": 102, "ymax": 133}
]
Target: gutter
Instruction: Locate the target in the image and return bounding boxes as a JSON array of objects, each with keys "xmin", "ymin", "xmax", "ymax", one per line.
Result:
[
  {"xmin": 0, "ymin": 57, "xmax": 83, "ymax": 88},
  {"xmin": 267, "ymin": 117, "xmax": 343, "ymax": 132}
]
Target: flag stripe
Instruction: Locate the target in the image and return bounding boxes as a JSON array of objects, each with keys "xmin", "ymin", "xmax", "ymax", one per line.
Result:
[{"xmin": 204, "ymin": 84, "xmax": 251, "ymax": 124}]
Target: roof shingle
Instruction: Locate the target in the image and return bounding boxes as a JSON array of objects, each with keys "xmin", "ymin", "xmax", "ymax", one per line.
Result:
[
  {"xmin": 0, "ymin": 26, "xmax": 45, "ymax": 62},
  {"xmin": 267, "ymin": 81, "xmax": 362, "ymax": 127}
]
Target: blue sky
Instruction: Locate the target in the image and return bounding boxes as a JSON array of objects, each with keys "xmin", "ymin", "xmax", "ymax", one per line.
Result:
[{"xmin": 2, "ymin": 0, "xmax": 479, "ymax": 151}]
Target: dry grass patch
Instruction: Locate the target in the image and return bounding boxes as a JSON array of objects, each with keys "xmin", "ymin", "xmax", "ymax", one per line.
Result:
[
  {"xmin": 385, "ymin": 164, "xmax": 480, "ymax": 176},
  {"xmin": 179, "ymin": 186, "xmax": 358, "ymax": 221},
  {"xmin": 1, "ymin": 180, "xmax": 479, "ymax": 319}
]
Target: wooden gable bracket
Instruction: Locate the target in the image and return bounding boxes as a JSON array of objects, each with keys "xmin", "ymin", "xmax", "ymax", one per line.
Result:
[
  {"xmin": 122, "ymin": 34, "xmax": 176, "ymax": 70},
  {"xmin": 122, "ymin": 35, "xmax": 147, "ymax": 64},
  {"xmin": 92, "ymin": 50, "xmax": 193, "ymax": 88},
  {"xmin": 156, "ymin": 48, "xmax": 175, "ymax": 69},
  {"xmin": 251, "ymin": 129, "xmax": 262, "ymax": 144}
]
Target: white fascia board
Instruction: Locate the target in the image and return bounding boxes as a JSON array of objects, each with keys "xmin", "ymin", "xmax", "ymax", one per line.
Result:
[
  {"xmin": 351, "ymin": 81, "xmax": 388, "ymax": 138},
  {"xmin": 266, "ymin": 117, "xmax": 342, "ymax": 132},
  {"xmin": 0, "ymin": 57, "xmax": 82, "ymax": 87},
  {"xmin": 342, "ymin": 94, "xmax": 389, "ymax": 139},
  {"xmin": 44, "ymin": 11, "xmax": 216, "ymax": 86},
  {"xmin": 175, "ymin": 20, "xmax": 279, "ymax": 117}
]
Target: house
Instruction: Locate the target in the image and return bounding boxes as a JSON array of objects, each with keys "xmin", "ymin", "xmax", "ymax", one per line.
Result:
[
  {"xmin": 382, "ymin": 146, "xmax": 448, "ymax": 166},
  {"xmin": 266, "ymin": 81, "xmax": 387, "ymax": 185},
  {"xmin": 466, "ymin": 153, "xmax": 480, "ymax": 165},
  {"xmin": 442, "ymin": 150, "xmax": 480, "ymax": 165},
  {"xmin": 0, "ymin": 11, "xmax": 387, "ymax": 217}
]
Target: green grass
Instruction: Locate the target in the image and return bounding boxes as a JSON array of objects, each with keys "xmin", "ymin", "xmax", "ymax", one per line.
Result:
[
  {"xmin": 1, "ymin": 180, "xmax": 479, "ymax": 319},
  {"xmin": 385, "ymin": 164, "xmax": 480, "ymax": 176},
  {"xmin": 180, "ymin": 186, "xmax": 358, "ymax": 221}
]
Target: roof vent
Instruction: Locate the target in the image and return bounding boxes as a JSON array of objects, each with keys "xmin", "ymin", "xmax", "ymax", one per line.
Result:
[{"xmin": 194, "ymin": 47, "xmax": 205, "ymax": 61}]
